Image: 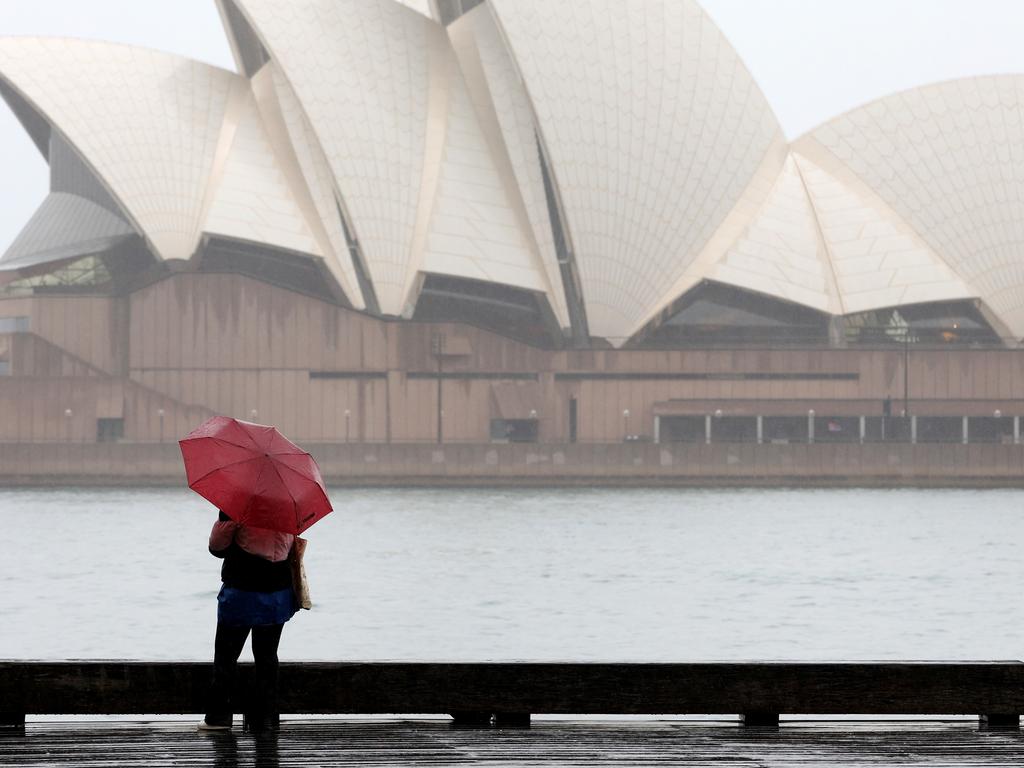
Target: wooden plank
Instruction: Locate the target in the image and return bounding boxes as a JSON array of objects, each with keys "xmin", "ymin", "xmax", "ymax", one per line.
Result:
[
  {"xmin": 1, "ymin": 662, "xmax": 1023, "ymax": 717},
  {"xmin": 4, "ymin": 719, "xmax": 1024, "ymax": 767}
]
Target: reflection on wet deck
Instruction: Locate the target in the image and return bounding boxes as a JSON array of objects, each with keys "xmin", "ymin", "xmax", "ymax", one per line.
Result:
[{"xmin": 4, "ymin": 718, "xmax": 1024, "ymax": 767}]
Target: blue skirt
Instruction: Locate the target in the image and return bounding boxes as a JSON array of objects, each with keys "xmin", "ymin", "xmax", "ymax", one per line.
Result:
[{"xmin": 217, "ymin": 585, "xmax": 297, "ymax": 627}]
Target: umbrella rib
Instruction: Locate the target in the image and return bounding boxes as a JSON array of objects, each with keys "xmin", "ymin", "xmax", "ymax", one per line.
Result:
[
  {"xmin": 239, "ymin": 457, "xmax": 271, "ymax": 523},
  {"xmin": 272, "ymin": 454, "xmax": 318, "ymax": 482},
  {"xmin": 266, "ymin": 459, "xmax": 300, "ymax": 532},
  {"xmin": 274, "ymin": 459, "xmax": 332, "ymax": 509},
  {"xmin": 183, "ymin": 435, "xmax": 261, "ymax": 453},
  {"xmin": 187, "ymin": 456, "xmax": 262, "ymax": 488}
]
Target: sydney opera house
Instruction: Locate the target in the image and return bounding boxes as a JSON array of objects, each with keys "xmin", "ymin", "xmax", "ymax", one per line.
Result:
[{"xmin": 2, "ymin": 0, "xmax": 1024, "ymax": 455}]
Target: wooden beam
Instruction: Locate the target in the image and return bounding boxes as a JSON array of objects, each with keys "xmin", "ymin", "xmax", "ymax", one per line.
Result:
[{"xmin": 1, "ymin": 662, "xmax": 1022, "ymax": 721}]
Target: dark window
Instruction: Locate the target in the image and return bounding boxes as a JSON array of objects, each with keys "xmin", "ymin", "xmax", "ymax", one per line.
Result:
[
  {"xmin": 97, "ymin": 418, "xmax": 124, "ymax": 443},
  {"xmin": 438, "ymin": 0, "xmax": 486, "ymax": 25},
  {"xmin": 872, "ymin": 416, "xmax": 912, "ymax": 443},
  {"xmin": 845, "ymin": 302, "xmax": 1002, "ymax": 347},
  {"xmin": 537, "ymin": 136, "xmax": 589, "ymax": 345},
  {"xmin": 916, "ymin": 417, "xmax": 963, "ymax": 444},
  {"xmin": 490, "ymin": 418, "xmax": 538, "ymax": 443},
  {"xmin": 636, "ymin": 282, "xmax": 829, "ymax": 348},
  {"xmin": 968, "ymin": 417, "xmax": 1014, "ymax": 444},
  {"xmin": 660, "ymin": 416, "xmax": 705, "ymax": 443},
  {"xmin": 813, "ymin": 416, "xmax": 860, "ymax": 444},
  {"xmin": 221, "ymin": 0, "xmax": 270, "ymax": 77},
  {"xmin": 201, "ymin": 237, "xmax": 343, "ymax": 304},
  {"xmin": 337, "ymin": 204, "xmax": 380, "ymax": 314},
  {"xmin": 413, "ymin": 274, "xmax": 561, "ymax": 348},
  {"xmin": 763, "ymin": 417, "xmax": 811, "ymax": 444},
  {"xmin": 711, "ymin": 416, "xmax": 758, "ymax": 443}
]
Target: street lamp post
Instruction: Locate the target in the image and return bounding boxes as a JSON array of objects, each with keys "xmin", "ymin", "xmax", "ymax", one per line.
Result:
[
  {"xmin": 808, "ymin": 409, "xmax": 816, "ymax": 444},
  {"xmin": 623, "ymin": 409, "xmax": 631, "ymax": 441},
  {"xmin": 158, "ymin": 408, "xmax": 165, "ymax": 444},
  {"xmin": 344, "ymin": 409, "xmax": 351, "ymax": 443},
  {"xmin": 64, "ymin": 408, "xmax": 72, "ymax": 443},
  {"xmin": 903, "ymin": 332, "xmax": 910, "ymax": 418},
  {"xmin": 432, "ymin": 333, "xmax": 445, "ymax": 444}
]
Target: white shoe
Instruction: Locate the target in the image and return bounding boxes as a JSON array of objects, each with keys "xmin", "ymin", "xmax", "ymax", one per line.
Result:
[{"xmin": 197, "ymin": 719, "xmax": 232, "ymax": 732}]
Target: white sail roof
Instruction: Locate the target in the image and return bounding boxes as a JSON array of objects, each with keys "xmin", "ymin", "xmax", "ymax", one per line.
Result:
[
  {"xmin": 0, "ymin": 38, "xmax": 239, "ymax": 263},
  {"xmin": 416, "ymin": 51, "xmax": 553, "ymax": 295},
  {"xmin": 797, "ymin": 76, "xmax": 1024, "ymax": 335},
  {"xmin": 447, "ymin": 5, "xmax": 570, "ymax": 328},
  {"xmin": 203, "ymin": 86, "xmax": 322, "ymax": 258},
  {"xmin": 488, "ymin": 0, "xmax": 785, "ymax": 344},
  {"xmin": 793, "ymin": 150, "xmax": 974, "ymax": 315},
  {"xmin": 5, "ymin": 7, "xmax": 1024, "ymax": 345},
  {"xmin": 230, "ymin": 0, "xmax": 441, "ymax": 316},
  {"xmin": 707, "ymin": 155, "xmax": 838, "ymax": 314}
]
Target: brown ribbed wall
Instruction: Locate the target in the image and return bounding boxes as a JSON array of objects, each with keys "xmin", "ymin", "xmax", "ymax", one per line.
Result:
[{"xmin": 2, "ymin": 272, "xmax": 1024, "ymax": 445}]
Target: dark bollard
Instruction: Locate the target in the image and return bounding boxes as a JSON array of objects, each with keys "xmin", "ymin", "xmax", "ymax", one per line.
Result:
[
  {"xmin": 0, "ymin": 714, "xmax": 25, "ymax": 734},
  {"xmin": 494, "ymin": 712, "xmax": 531, "ymax": 728},
  {"xmin": 979, "ymin": 713, "xmax": 1020, "ymax": 730},
  {"xmin": 740, "ymin": 712, "xmax": 780, "ymax": 728},
  {"xmin": 449, "ymin": 712, "xmax": 492, "ymax": 728},
  {"xmin": 0, "ymin": 716, "xmax": 25, "ymax": 737}
]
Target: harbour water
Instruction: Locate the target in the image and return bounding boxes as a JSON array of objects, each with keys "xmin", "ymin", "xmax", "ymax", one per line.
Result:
[{"xmin": 3, "ymin": 487, "xmax": 1023, "ymax": 662}]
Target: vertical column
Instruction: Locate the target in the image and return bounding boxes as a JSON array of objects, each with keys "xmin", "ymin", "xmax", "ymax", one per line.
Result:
[
  {"xmin": 962, "ymin": 416, "xmax": 969, "ymax": 445},
  {"xmin": 910, "ymin": 415, "xmax": 917, "ymax": 445},
  {"xmin": 654, "ymin": 416, "xmax": 661, "ymax": 444},
  {"xmin": 756, "ymin": 416, "xmax": 763, "ymax": 445},
  {"xmin": 705, "ymin": 415, "xmax": 712, "ymax": 445},
  {"xmin": 807, "ymin": 410, "xmax": 815, "ymax": 444},
  {"xmin": 859, "ymin": 416, "xmax": 866, "ymax": 444},
  {"xmin": 1014, "ymin": 416, "xmax": 1020, "ymax": 445}
]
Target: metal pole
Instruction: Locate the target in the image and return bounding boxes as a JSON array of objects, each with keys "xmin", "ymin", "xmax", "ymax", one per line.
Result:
[
  {"xmin": 903, "ymin": 334, "xmax": 910, "ymax": 417},
  {"xmin": 434, "ymin": 333, "xmax": 444, "ymax": 444}
]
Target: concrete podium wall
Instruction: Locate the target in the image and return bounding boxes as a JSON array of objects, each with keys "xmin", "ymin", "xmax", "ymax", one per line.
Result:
[{"xmin": 2, "ymin": 441, "xmax": 1023, "ymax": 486}]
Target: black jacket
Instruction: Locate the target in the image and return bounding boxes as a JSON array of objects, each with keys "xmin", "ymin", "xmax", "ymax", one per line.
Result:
[{"xmin": 213, "ymin": 542, "xmax": 293, "ymax": 592}]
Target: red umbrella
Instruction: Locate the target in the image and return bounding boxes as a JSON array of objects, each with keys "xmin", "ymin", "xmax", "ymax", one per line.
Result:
[{"xmin": 179, "ymin": 416, "xmax": 332, "ymax": 535}]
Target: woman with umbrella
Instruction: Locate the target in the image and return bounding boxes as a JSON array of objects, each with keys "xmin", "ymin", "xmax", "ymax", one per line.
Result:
[{"xmin": 180, "ymin": 416, "xmax": 332, "ymax": 733}]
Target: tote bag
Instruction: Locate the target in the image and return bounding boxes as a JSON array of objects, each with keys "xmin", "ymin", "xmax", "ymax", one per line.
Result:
[{"xmin": 290, "ymin": 536, "xmax": 312, "ymax": 610}]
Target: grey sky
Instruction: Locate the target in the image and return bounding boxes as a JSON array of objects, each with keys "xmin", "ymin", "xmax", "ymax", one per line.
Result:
[{"xmin": 1, "ymin": 0, "xmax": 1023, "ymax": 252}]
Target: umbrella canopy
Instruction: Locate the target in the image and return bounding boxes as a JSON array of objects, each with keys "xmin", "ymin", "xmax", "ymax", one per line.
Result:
[{"xmin": 179, "ymin": 416, "xmax": 332, "ymax": 534}]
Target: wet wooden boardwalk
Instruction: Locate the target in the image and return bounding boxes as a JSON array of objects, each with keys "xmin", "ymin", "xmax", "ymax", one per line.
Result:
[{"xmin": 4, "ymin": 718, "xmax": 1024, "ymax": 767}]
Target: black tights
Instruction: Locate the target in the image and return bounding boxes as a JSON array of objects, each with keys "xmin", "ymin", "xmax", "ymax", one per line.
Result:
[{"xmin": 206, "ymin": 622, "xmax": 284, "ymax": 728}]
